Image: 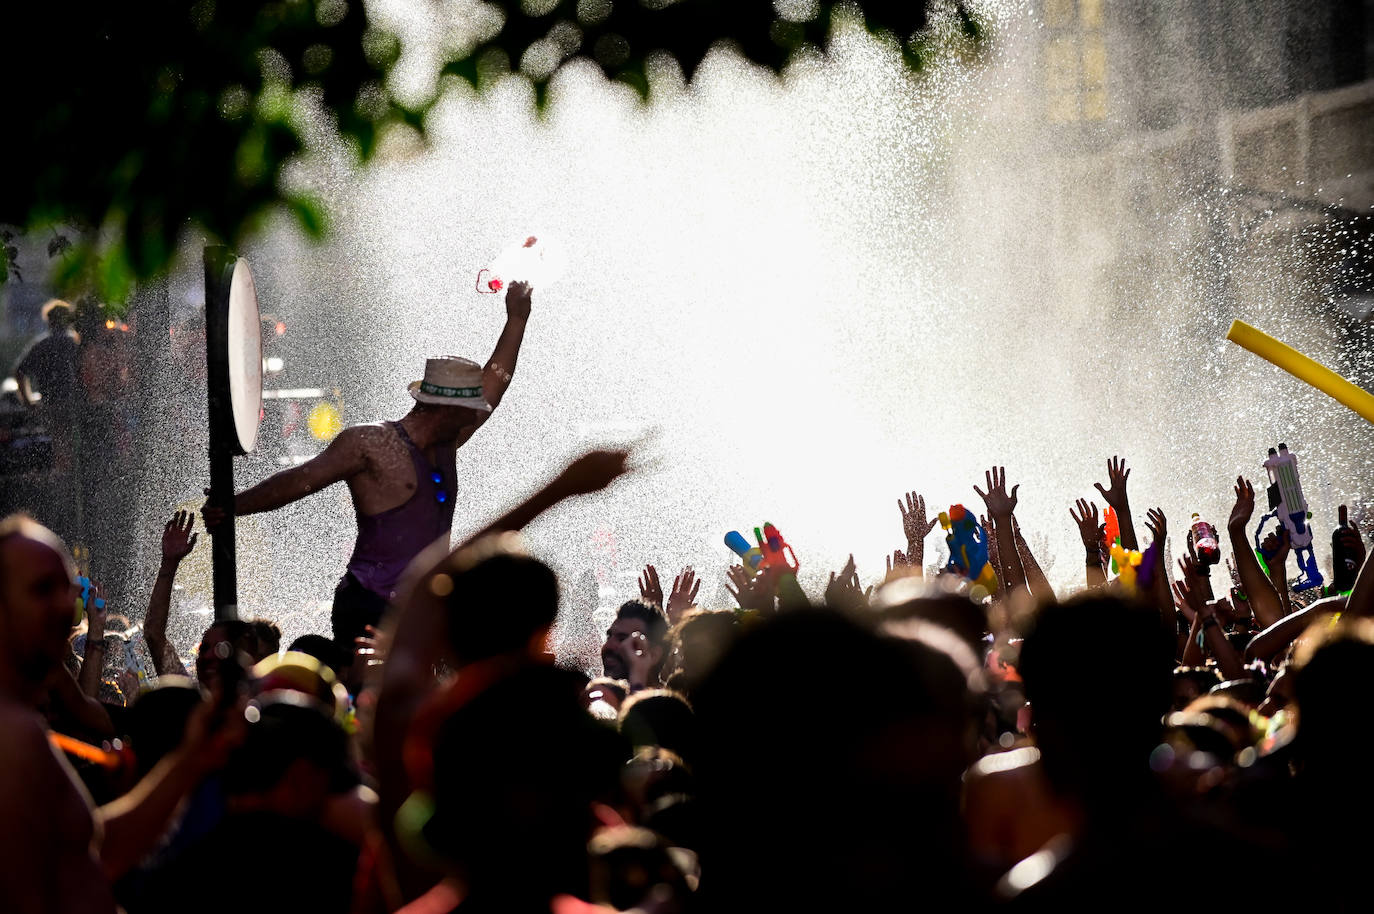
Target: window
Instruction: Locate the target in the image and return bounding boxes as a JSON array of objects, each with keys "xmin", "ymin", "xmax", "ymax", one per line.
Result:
[{"xmin": 1044, "ymin": 0, "xmax": 1109, "ymax": 123}]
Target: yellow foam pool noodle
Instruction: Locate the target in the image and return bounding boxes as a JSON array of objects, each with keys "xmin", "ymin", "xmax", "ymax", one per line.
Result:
[{"xmin": 1226, "ymin": 320, "xmax": 1374, "ymax": 425}]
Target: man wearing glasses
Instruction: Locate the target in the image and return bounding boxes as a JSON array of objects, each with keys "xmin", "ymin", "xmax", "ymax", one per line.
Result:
[{"xmin": 204, "ymin": 282, "xmax": 533, "ymax": 648}]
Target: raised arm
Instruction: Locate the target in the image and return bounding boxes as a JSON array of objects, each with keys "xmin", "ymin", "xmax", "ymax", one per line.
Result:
[
  {"xmin": 144, "ymin": 512, "xmax": 197, "ymax": 678},
  {"xmin": 372, "ymin": 448, "xmax": 629, "ymax": 895},
  {"xmin": 1245, "ymin": 595, "xmax": 1347, "ymax": 663},
  {"xmin": 974, "ymin": 466, "xmax": 1026, "ymax": 598},
  {"xmin": 378, "ymin": 450, "xmax": 631, "ymax": 733},
  {"xmin": 97, "ymin": 697, "xmax": 242, "ymax": 878},
  {"xmin": 78, "ymin": 583, "xmax": 107, "ymax": 698},
  {"xmin": 1345, "ymin": 520, "xmax": 1374, "ymax": 618},
  {"xmin": 1226, "ymin": 476, "xmax": 1285, "ymax": 630},
  {"xmin": 216, "ymin": 426, "xmax": 369, "ymax": 520},
  {"xmin": 1259, "ymin": 527, "xmax": 1294, "ymax": 617},
  {"xmin": 1012, "ymin": 516, "xmax": 1056, "ymax": 602},
  {"xmin": 1093, "ymin": 456, "xmax": 1137, "ymax": 552},
  {"xmin": 1071, "ymin": 499, "xmax": 1107, "ymax": 589},
  {"xmin": 481, "ymin": 281, "xmax": 532, "ymax": 411},
  {"xmin": 897, "ymin": 491, "xmax": 940, "ymax": 579}
]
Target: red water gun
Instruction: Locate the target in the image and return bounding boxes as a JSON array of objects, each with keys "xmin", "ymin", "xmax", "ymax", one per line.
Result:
[
  {"xmin": 755, "ymin": 523, "xmax": 800, "ymax": 573},
  {"xmin": 1104, "ymin": 506, "xmax": 1121, "ymax": 573}
]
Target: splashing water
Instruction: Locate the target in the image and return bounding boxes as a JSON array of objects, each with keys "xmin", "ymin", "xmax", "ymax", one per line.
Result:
[{"xmin": 122, "ymin": 1, "xmax": 1372, "ymax": 660}]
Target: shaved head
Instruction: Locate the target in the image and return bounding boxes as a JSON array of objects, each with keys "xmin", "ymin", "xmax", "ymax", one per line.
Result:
[{"xmin": 0, "ymin": 515, "xmax": 79, "ymax": 696}]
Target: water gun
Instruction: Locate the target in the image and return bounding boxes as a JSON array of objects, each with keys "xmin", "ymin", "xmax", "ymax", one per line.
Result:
[
  {"xmin": 75, "ymin": 576, "xmax": 105, "ymax": 624},
  {"xmin": 726, "ymin": 522, "xmax": 806, "ymax": 609},
  {"xmin": 1111, "ymin": 543, "xmax": 1143, "ymax": 594},
  {"xmin": 1104, "ymin": 507, "xmax": 1121, "ymax": 573},
  {"xmin": 938, "ymin": 505, "xmax": 998, "ymax": 595},
  {"xmin": 1255, "ymin": 444, "xmax": 1323, "ymax": 591},
  {"xmin": 754, "ymin": 523, "xmax": 800, "ymax": 573},
  {"xmin": 724, "ymin": 530, "xmax": 763, "ymax": 572}
]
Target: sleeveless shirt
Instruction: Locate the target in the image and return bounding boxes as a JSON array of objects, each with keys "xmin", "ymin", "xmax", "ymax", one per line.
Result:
[{"xmin": 345, "ymin": 422, "xmax": 457, "ymax": 599}]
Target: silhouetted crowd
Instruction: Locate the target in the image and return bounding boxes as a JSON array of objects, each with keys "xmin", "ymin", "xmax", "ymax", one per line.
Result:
[{"xmin": 2, "ymin": 448, "xmax": 1371, "ymax": 914}]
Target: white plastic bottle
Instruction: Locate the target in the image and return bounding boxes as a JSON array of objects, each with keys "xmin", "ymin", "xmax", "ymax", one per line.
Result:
[{"xmin": 477, "ymin": 234, "xmax": 565, "ymax": 294}]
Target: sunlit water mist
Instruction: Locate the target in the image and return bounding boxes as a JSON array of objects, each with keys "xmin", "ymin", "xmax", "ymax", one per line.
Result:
[{"xmin": 141, "ymin": 2, "xmax": 1373, "ymax": 661}]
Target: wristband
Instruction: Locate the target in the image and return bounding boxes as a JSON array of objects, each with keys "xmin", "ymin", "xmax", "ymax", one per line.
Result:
[{"xmin": 1085, "ymin": 548, "xmax": 1102, "ymax": 566}]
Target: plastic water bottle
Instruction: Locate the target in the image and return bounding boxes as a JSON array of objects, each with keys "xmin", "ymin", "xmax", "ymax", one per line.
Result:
[
  {"xmin": 476, "ymin": 234, "xmax": 565, "ymax": 294},
  {"xmin": 1188, "ymin": 513, "xmax": 1221, "ymax": 567}
]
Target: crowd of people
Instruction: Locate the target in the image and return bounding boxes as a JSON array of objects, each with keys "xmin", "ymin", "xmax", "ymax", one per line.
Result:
[{"xmin": 4, "ymin": 281, "xmax": 1373, "ymax": 912}]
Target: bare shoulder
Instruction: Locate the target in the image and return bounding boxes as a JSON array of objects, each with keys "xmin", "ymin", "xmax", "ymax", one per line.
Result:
[
  {"xmin": 344, "ymin": 422, "xmax": 401, "ymax": 445},
  {"xmin": 0, "ymin": 703, "xmax": 63, "ymax": 795},
  {"xmin": 332, "ymin": 422, "xmax": 399, "ymax": 457}
]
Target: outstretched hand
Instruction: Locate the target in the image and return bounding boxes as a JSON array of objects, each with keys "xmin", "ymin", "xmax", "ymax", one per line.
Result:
[
  {"xmin": 1172, "ymin": 575, "xmax": 1207, "ymax": 624},
  {"xmin": 666, "ymin": 567, "xmax": 701, "ymax": 621},
  {"xmin": 1229, "ymin": 476, "xmax": 1256, "ymax": 530},
  {"xmin": 554, "ymin": 449, "xmax": 631, "ymax": 498},
  {"xmin": 884, "ymin": 549, "xmax": 912, "ymax": 583},
  {"xmin": 638, "ymin": 564, "xmax": 665, "ymax": 609},
  {"xmin": 1070, "ymin": 499, "xmax": 1100, "ymax": 550},
  {"xmin": 725, "ymin": 564, "xmax": 777, "ymax": 613},
  {"xmin": 1335, "ymin": 513, "xmax": 1366, "ymax": 570},
  {"xmin": 973, "ymin": 467, "xmax": 1019, "ymax": 519},
  {"xmin": 1260, "ymin": 526, "xmax": 1291, "ymax": 567},
  {"xmin": 1145, "ymin": 507, "xmax": 1167, "ymax": 545},
  {"xmin": 825, "ymin": 554, "xmax": 870, "ymax": 611},
  {"xmin": 161, "ymin": 510, "xmax": 198, "ymax": 563},
  {"xmin": 505, "ymin": 280, "xmax": 533, "ymax": 322},
  {"xmin": 1093, "ymin": 456, "xmax": 1132, "ymax": 511},
  {"xmin": 898, "ymin": 492, "xmax": 940, "ymax": 544}
]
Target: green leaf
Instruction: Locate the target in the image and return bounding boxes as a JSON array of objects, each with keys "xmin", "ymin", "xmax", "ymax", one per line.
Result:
[
  {"xmin": 440, "ymin": 57, "xmax": 480, "ymax": 90},
  {"xmin": 532, "ymin": 78, "xmax": 552, "ymax": 115},
  {"xmin": 96, "ymin": 245, "xmax": 136, "ymax": 306},
  {"xmin": 615, "ymin": 61, "xmax": 650, "ymax": 103},
  {"xmin": 286, "ymin": 193, "xmax": 329, "ymax": 239}
]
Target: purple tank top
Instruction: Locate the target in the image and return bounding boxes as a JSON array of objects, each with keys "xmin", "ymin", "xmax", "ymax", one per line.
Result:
[{"xmin": 345, "ymin": 422, "xmax": 457, "ymax": 599}]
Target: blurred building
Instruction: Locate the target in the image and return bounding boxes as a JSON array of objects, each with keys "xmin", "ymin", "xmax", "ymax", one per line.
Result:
[{"xmin": 1036, "ymin": 0, "xmax": 1374, "ymax": 338}]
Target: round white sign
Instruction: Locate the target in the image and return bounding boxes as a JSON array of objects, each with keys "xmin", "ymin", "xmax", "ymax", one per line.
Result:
[{"xmin": 226, "ymin": 258, "xmax": 262, "ymax": 454}]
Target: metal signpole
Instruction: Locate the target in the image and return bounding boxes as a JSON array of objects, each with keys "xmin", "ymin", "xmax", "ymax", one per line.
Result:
[{"xmin": 203, "ymin": 245, "xmax": 262, "ymax": 621}]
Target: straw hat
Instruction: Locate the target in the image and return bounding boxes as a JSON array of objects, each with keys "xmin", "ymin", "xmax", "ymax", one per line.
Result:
[{"xmin": 408, "ymin": 356, "xmax": 491, "ymax": 411}]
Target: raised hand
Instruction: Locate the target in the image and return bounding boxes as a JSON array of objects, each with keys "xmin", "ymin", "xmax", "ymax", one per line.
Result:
[
  {"xmin": 555, "ymin": 449, "xmax": 631, "ymax": 498},
  {"xmin": 161, "ymin": 510, "xmax": 199, "ymax": 563},
  {"xmin": 1178, "ymin": 550, "xmax": 1215, "ymax": 603},
  {"xmin": 505, "ymin": 280, "xmax": 533, "ymax": 322},
  {"xmin": 725, "ymin": 564, "xmax": 776, "ymax": 613},
  {"xmin": 1093, "ymin": 456, "xmax": 1132, "ymax": 510},
  {"xmin": 638, "ymin": 564, "xmax": 665, "ymax": 609},
  {"xmin": 1070, "ymin": 499, "xmax": 1100, "ymax": 550},
  {"xmin": 84, "ymin": 581, "xmax": 107, "ymax": 636},
  {"xmin": 1335, "ymin": 514, "xmax": 1367, "ymax": 571},
  {"xmin": 1145, "ymin": 507, "xmax": 1167, "ymax": 545},
  {"xmin": 1260, "ymin": 526, "xmax": 1291, "ymax": 567},
  {"xmin": 1172, "ymin": 575, "xmax": 1205, "ymax": 623},
  {"xmin": 898, "ymin": 492, "xmax": 940, "ymax": 545},
  {"xmin": 824, "ymin": 554, "xmax": 869, "ymax": 611},
  {"xmin": 884, "ymin": 549, "xmax": 911, "ymax": 583},
  {"xmin": 666, "ymin": 566, "xmax": 701, "ymax": 622},
  {"xmin": 973, "ymin": 466, "xmax": 1019, "ymax": 519},
  {"xmin": 1229, "ymin": 476, "xmax": 1256, "ymax": 531}
]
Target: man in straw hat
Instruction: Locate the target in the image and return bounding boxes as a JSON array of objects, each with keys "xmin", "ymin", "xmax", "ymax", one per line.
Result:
[{"xmin": 204, "ymin": 282, "xmax": 534, "ymax": 648}]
